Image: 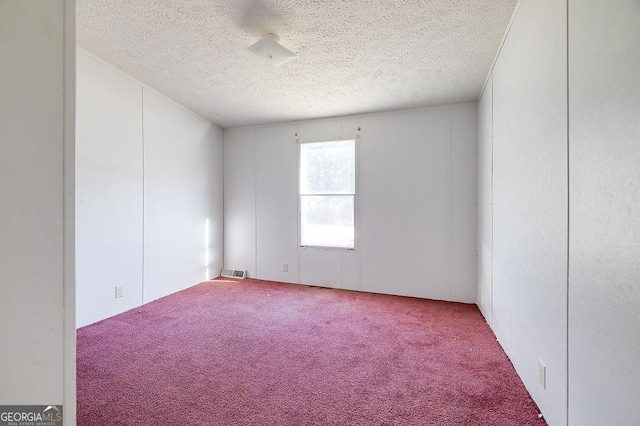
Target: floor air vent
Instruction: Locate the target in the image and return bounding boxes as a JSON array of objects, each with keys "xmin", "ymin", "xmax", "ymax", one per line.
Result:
[{"xmin": 220, "ymin": 268, "xmax": 247, "ymax": 280}]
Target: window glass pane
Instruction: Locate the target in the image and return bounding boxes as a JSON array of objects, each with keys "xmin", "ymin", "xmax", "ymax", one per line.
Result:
[
  {"xmin": 300, "ymin": 140, "xmax": 355, "ymax": 195},
  {"xmin": 301, "ymin": 195, "xmax": 354, "ymax": 248}
]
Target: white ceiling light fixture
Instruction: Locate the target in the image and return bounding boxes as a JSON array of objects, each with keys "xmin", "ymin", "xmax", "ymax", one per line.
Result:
[{"xmin": 247, "ymin": 33, "xmax": 297, "ymax": 67}]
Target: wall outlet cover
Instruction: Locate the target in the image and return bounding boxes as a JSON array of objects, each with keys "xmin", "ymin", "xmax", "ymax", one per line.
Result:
[{"xmin": 538, "ymin": 359, "xmax": 546, "ymax": 389}]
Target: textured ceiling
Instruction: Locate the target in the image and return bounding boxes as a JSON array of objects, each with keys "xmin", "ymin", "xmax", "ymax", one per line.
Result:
[{"xmin": 77, "ymin": 0, "xmax": 517, "ymax": 128}]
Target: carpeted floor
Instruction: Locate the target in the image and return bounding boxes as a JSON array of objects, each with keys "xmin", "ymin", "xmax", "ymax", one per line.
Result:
[{"xmin": 77, "ymin": 278, "xmax": 546, "ymax": 425}]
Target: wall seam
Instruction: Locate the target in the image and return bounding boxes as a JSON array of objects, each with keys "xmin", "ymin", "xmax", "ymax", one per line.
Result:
[
  {"xmin": 490, "ymin": 73, "xmax": 494, "ymax": 328},
  {"xmin": 141, "ymin": 86, "xmax": 145, "ymax": 305},
  {"xmin": 221, "ymin": 130, "xmax": 225, "ymax": 275},
  {"xmin": 296, "ymin": 125, "xmax": 301, "ymax": 285},
  {"xmin": 565, "ymin": 0, "xmax": 571, "ymax": 423},
  {"xmin": 357, "ymin": 120, "xmax": 362, "ymax": 291},
  {"xmin": 254, "ymin": 128, "xmax": 258, "ymax": 278},
  {"xmin": 449, "ymin": 108, "xmax": 453, "ymax": 301}
]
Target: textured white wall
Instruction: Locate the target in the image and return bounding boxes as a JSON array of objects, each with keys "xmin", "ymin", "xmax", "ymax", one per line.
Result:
[
  {"xmin": 223, "ymin": 104, "xmax": 478, "ymax": 302},
  {"xmin": 491, "ymin": 0, "xmax": 568, "ymax": 424},
  {"xmin": 450, "ymin": 106, "xmax": 478, "ymax": 302},
  {"xmin": 568, "ymin": 0, "xmax": 640, "ymax": 424},
  {"xmin": 256, "ymin": 125, "xmax": 299, "ymax": 283},
  {"xmin": 143, "ymin": 90, "xmax": 223, "ymax": 302},
  {"xmin": 76, "ymin": 50, "xmax": 223, "ymax": 326},
  {"xmin": 478, "ymin": 0, "xmax": 640, "ymax": 424},
  {"xmin": 0, "ymin": 0, "xmax": 75, "ymax": 421},
  {"xmin": 360, "ymin": 106, "xmax": 477, "ymax": 301},
  {"xmin": 478, "ymin": 0, "xmax": 640, "ymax": 423},
  {"xmin": 476, "ymin": 75, "xmax": 493, "ymax": 323},
  {"xmin": 76, "ymin": 50, "xmax": 144, "ymax": 327},
  {"xmin": 360, "ymin": 109, "xmax": 450, "ymax": 298},
  {"xmin": 223, "ymin": 128, "xmax": 257, "ymax": 276}
]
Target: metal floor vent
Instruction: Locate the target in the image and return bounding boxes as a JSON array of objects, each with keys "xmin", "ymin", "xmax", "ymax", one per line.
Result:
[{"xmin": 220, "ymin": 268, "xmax": 247, "ymax": 280}]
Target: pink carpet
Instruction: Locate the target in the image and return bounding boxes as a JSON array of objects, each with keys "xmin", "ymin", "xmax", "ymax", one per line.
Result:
[{"xmin": 77, "ymin": 278, "xmax": 545, "ymax": 425}]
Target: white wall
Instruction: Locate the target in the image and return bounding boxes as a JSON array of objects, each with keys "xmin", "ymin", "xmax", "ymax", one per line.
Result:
[
  {"xmin": 568, "ymin": 0, "xmax": 640, "ymax": 424},
  {"xmin": 223, "ymin": 128, "xmax": 257, "ymax": 276},
  {"xmin": 76, "ymin": 50, "xmax": 144, "ymax": 326},
  {"xmin": 256, "ymin": 124, "xmax": 300, "ymax": 283},
  {"xmin": 491, "ymin": 0, "xmax": 568, "ymax": 423},
  {"xmin": 476, "ymin": 75, "xmax": 493, "ymax": 322},
  {"xmin": 224, "ymin": 105, "xmax": 477, "ymax": 302},
  {"xmin": 76, "ymin": 50, "xmax": 223, "ymax": 327},
  {"xmin": 143, "ymin": 89, "xmax": 223, "ymax": 302},
  {"xmin": 449, "ymin": 107, "xmax": 478, "ymax": 301},
  {"xmin": 0, "ymin": 0, "xmax": 76, "ymax": 423},
  {"xmin": 478, "ymin": 0, "xmax": 640, "ymax": 424}
]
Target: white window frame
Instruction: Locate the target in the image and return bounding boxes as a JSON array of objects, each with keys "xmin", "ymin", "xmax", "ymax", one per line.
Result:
[{"xmin": 298, "ymin": 138, "xmax": 358, "ymax": 251}]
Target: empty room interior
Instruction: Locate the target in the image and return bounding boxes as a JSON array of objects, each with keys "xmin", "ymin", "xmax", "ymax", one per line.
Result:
[{"xmin": 1, "ymin": 0, "xmax": 639, "ymax": 425}]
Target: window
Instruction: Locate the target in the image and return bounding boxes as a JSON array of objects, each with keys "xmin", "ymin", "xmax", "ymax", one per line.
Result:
[{"xmin": 300, "ymin": 140, "xmax": 356, "ymax": 249}]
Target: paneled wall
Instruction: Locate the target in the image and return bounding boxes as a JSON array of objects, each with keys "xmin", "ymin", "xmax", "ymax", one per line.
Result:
[
  {"xmin": 255, "ymin": 125, "xmax": 300, "ymax": 283},
  {"xmin": 143, "ymin": 90, "xmax": 224, "ymax": 303},
  {"xmin": 478, "ymin": 1, "xmax": 569, "ymax": 423},
  {"xmin": 76, "ymin": 50, "xmax": 223, "ymax": 327},
  {"xmin": 0, "ymin": 0, "xmax": 75, "ymax": 420},
  {"xmin": 568, "ymin": 0, "xmax": 640, "ymax": 424},
  {"xmin": 223, "ymin": 128, "xmax": 257, "ymax": 277},
  {"xmin": 76, "ymin": 49, "xmax": 144, "ymax": 327},
  {"xmin": 491, "ymin": 0, "xmax": 568, "ymax": 422},
  {"xmin": 476, "ymin": 75, "xmax": 493, "ymax": 322},
  {"xmin": 224, "ymin": 104, "xmax": 477, "ymax": 302},
  {"xmin": 477, "ymin": 0, "xmax": 640, "ymax": 424}
]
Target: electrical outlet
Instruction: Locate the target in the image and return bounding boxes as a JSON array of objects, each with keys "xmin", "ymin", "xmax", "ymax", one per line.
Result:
[
  {"xmin": 283, "ymin": 263, "xmax": 288, "ymax": 272},
  {"xmin": 115, "ymin": 286, "xmax": 123, "ymax": 299},
  {"xmin": 538, "ymin": 359, "xmax": 546, "ymax": 389}
]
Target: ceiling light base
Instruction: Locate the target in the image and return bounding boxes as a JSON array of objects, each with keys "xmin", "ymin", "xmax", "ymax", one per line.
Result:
[{"xmin": 247, "ymin": 33, "xmax": 297, "ymax": 67}]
